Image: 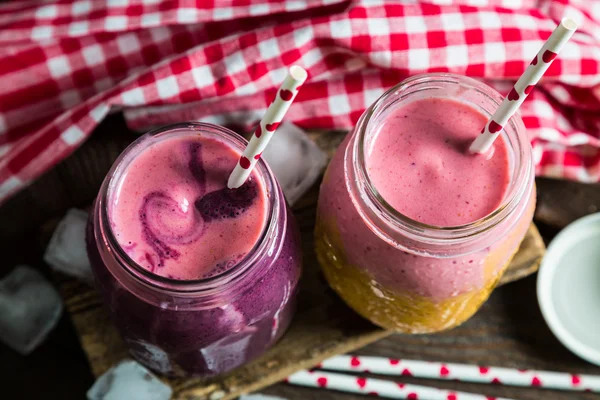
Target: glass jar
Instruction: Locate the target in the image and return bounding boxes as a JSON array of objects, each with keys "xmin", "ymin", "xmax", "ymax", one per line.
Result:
[
  {"xmin": 86, "ymin": 123, "xmax": 302, "ymax": 377},
  {"xmin": 315, "ymin": 74, "xmax": 535, "ymax": 333}
]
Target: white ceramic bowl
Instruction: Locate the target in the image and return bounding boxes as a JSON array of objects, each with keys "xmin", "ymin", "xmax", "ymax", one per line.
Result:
[{"xmin": 537, "ymin": 212, "xmax": 600, "ymax": 366}]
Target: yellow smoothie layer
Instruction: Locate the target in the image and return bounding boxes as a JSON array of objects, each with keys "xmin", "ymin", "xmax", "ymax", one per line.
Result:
[{"xmin": 315, "ymin": 193, "xmax": 534, "ymax": 333}]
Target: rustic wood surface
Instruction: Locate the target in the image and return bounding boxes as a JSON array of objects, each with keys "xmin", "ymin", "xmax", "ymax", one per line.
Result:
[
  {"xmin": 54, "ymin": 120, "xmax": 543, "ymax": 399},
  {"xmin": 55, "ymin": 181, "xmax": 544, "ymax": 400},
  {"xmin": 1, "ymin": 114, "xmax": 600, "ymax": 399},
  {"xmin": 263, "ymin": 273, "xmax": 600, "ymax": 400}
]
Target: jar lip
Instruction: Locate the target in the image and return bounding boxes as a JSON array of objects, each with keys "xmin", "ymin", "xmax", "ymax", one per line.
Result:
[
  {"xmin": 98, "ymin": 122, "xmax": 280, "ymax": 293},
  {"xmin": 352, "ymin": 73, "xmax": 532, "ymax": 243}
]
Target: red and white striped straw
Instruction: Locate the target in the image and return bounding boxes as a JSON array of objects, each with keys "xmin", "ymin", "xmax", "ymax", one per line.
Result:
[
  {"xmin": 287, "ymin": 370, "xmax": 515, "ymax": 400},
  {"xmin": 320, "ymin": 355, "xmax": 600, "ymax": 393},
  {"xmin": 227, "ymin": 65, "xmax": 307, "ymax": 189},
  {"xmin": 469, "ymin": 18, "xmax": 577, "ymax": 154}
]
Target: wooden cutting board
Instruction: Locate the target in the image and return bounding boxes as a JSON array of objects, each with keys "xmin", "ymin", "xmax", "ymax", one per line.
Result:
[{"xmin": 43, "ymin": 128, "xmax": 545, "ymax": 400}]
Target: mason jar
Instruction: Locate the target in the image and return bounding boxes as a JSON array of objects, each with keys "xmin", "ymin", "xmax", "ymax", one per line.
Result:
[
  {"xmin": 315, "ymin": 74, "xmax": 535, "ymax": 333},
  {"xmin": 86, "ymin": 123, "xmax": 302, "ymax": 376}
]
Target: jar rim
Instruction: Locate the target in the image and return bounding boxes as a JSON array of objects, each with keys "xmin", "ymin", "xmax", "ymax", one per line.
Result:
[
  {"xmin": 351, "ymin": 73, "xmax": 532, "ymax": 245},
  {"xmin": 97, "ymin": 122, "xmax": 281, "ymax": 294}
]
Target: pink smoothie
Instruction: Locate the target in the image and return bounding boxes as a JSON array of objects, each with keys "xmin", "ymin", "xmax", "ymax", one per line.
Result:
[
  {"xmin": 367, "ymin": 97, "xmax": 510, "ymax": 227},
  {"xmin": 109, "ymin": 134, "xmax": 267, "ymax": 280}
]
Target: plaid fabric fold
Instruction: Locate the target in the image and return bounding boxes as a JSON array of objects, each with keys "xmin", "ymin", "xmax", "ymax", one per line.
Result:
[{"xmin": 0, "ymin": 0, "xmax": 599, "ymax": 203}]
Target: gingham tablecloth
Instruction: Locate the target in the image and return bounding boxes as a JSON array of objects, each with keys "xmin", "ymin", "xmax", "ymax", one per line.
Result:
[{"xmin": 0, "ymin": 0, "xmax": 599, "ymax": 204}]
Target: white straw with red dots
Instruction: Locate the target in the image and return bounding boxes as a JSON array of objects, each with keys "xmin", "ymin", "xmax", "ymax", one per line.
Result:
[
  {"xmin": 286, "ymin": 370, "xmax": 515, "ymax": 400},
  {"xmin": 318, "ymin": 355, "xmax": 600, "ymax": 393},
  {"xmin": 227, "ymin": 65, "xmax": 307, "ymax": 189},
  {"xmin": 469, "ymin": 18, "xmax": 577, "ymax": 154}
]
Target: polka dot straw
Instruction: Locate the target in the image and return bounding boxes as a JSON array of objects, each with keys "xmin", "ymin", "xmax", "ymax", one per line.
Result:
[
  {"xmin": 227, "ymin": 65, "xmax": 307, "ymax": 189},
  {"xmin": 469, "ymin": 18, "xmax": 577, "ymax": 154},
  {"xmin": 286, "ymin": 369, "xmax": 516, "ymax": 400},
  {"xmin": 318, "ymin": 355, "xmax": 600, "ymax": 393}
]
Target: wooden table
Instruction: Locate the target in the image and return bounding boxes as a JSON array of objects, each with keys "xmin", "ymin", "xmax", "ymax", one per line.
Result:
[
  {"xmin": 1, "ymin": 115, "xmax": 600, "ymax": 399},
  {"xmin": 264, "ymin": 274, "xmax": 600, "ymax": 400}
]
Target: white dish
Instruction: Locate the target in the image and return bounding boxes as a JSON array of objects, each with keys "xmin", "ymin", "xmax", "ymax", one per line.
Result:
[{"xmin": 537, "ymin": 212, "xmax": 600, "ymax": 366}]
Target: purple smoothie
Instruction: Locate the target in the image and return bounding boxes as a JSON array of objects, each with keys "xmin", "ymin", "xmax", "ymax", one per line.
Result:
[
  {"xmin": 86, "ymin": 124, "xmax": 302, "ymax": 377},
  {"xmin": 109, "ymin": 134, "xmax": 269, "ymax": 280}
]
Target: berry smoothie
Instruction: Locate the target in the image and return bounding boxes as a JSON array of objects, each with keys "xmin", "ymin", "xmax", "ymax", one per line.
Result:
[
  {"xmin": 316, "ymin": 74, "xmax": 535, "ymax": 333},
  {"xmin": 87, "ymin": 124, "xmax": 302, "ymax": 376},
  {"xmin": 109, "ymin": 135, "xmax": 267, "ymax": 280},
  {"xmin": 367, "ymin": 97, "xmax": 510, "ymax": 228}
]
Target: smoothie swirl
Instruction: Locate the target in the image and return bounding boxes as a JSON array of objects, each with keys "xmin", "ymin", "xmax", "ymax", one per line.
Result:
[
  {"xmin": 88, "ymin": 123, "xmax": 302, "ymax": 377},
  {"xmin": 109, "ymin": 135, "xmax": 267, "ymax": 280}
]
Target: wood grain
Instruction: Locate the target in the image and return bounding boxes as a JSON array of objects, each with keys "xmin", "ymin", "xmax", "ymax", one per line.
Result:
[{"xmin": 42, "ymin": 126, "xmax": 544, "ymax": 400}]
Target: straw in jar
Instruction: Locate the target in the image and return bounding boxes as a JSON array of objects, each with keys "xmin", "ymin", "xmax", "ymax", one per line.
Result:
[
  {"xmin": 227, "ymin": 65, "xmax": 308, "ymax": 189},
  {"xmin": 469, "ymin": 18, "xmax": 577, "ymax": 154}
]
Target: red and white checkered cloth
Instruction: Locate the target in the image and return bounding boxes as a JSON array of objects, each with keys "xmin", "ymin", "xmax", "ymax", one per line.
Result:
[{"xmin": 1, "ymin": 0, "xmax": 599, "ymax": 204}]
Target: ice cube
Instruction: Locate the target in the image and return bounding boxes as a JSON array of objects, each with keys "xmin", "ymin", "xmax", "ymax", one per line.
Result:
[
  {"xmin": 239, "ymin": 395, "xmax": 288, "ymax": 400},
  {"xmin": 0, "ymin": 265, "xmax": 63, "ymax": 354},
  {"xmin": 87, "ymin": 360, "xmax": 172, "ymax": 400},
  {"xmin": 44, "ymin": 208, "xmax": 93, "ymax": 283},
  {"xmin": 261, "ymin": 122, "xmax": 327, "ymax": 205}
]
